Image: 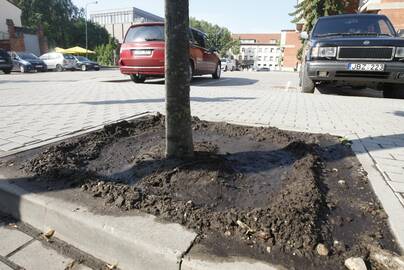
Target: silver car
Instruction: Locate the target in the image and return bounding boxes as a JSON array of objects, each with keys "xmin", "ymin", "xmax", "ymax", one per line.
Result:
[{"xmin": 39, "ymin": 52, "xmax": 76, "ymax": 72}]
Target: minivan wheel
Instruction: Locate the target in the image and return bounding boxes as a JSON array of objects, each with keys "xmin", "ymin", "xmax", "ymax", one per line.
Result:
[
  {"xmin": 130, "ymin": 74, "xmax": 146, "ymax": 83},
  {"xmin": 212, "ymin": 63, "xmax": 221, "ymax": 79},
  {"xmin": 56, "ymin": 65, "xmax": 63, "ymax": 72},
  {"xmin": 301, "ymin": 65, "xmax": 315, "ymax": 93},
  {"xmin": 188, "ymin": 62, "xmax": 194, "ymax": 83},
  {"xmin": 383, "ymin": 84, "xmax": 404, "ymax": 99}
]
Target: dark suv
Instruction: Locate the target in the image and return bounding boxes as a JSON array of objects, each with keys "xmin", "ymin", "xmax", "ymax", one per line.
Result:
[
  {"xmin": 0, "ymin": 49, "xmax": 12, "ymax": 74},
  {"xmin": 300, "ymin": 14, "xmax": 404, "ymax": 98}
]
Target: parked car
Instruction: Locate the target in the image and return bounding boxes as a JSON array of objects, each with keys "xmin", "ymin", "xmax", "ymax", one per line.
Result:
[
  {"xmin": 10, "ymin": 52, "xmax": 47, "ymax": 73},
  {"xmin": 119, "ymin": 22, "xmax": 221, "ymax": 83},
  {"xmin": 39, "ymin": 52, "xmax": 76, "ymax": 72},
  {"xmin": 73, "ymin": 56, "xmax": 100, "ymax": 71},
  {"xmin": 300, "ymin": 14, "xmax": 404, "ymax": 99},
  {"xmin": 257, "ymin": 67, "xmax": 270, "ymax": 72},
  {"xmin": 0, "ymin": 49, "xmax": 12, "ymax": 74},
  {"xmin": 221, "ymin": 58, "xmax": 236, "ymax": 71}
]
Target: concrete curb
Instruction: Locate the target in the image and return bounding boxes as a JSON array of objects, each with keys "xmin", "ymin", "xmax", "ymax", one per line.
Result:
[
  {"xmin": 0, "ymin": 177, "xmax": 197, "ymax": 270},
  {"xmin": 351, "ymin": 138, "xmax": 404, "ymax": 252}
]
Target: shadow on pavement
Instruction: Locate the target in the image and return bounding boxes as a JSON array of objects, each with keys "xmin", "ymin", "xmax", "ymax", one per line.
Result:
[
  {"xmin": 392, "ymin": 111, "xmax": 404, "ymax": 117},
  {"xmin": 317, "ymin": 85, "xmax": 383, "ymax": 98}
]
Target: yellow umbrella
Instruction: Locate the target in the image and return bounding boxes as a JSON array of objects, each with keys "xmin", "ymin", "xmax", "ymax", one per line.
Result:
[
  {"xmin": 64, "ymin": 46, "xmax": 96, "ymax": 54},
  {"xmin": 55, "ymin": 47, "xmax": 67, "ymax": 53}
]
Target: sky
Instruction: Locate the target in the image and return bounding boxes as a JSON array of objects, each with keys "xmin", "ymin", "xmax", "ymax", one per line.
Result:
[{"xmin": 72, "ymin": 0, "xmax": 297, "ymax": 33}]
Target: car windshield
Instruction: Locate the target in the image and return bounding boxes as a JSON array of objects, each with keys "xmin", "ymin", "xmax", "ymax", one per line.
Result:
[
  {"xmin": 64, "ymin": 54, "xmax": 75, "ymax": 59},
  {"xmin": 221, "ymin": 59, "xmax": 227, "ymax": 62},
  {"xmin": 125, "ymin": 25, "xmax": 165, "ymax": 42},
  {"xmin": 76, "ymin": 56, "xmax": 89, "ymax": 61},
  {"xmin": 17, "ymin": 53, "xmax": 38, "ymax": 60},
  {"xmin": 313, "ymin": 16, "xmax": 396, "ymax": 37}
]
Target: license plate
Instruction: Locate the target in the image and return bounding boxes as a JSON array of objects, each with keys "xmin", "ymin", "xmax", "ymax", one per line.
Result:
[
  {"xmin": 36, "ymin": 65, "xmax": 42, "ymax": 68},
  {"xmin": 133, "ymin": 49, "xmax": 152, "ymax": 56},
  {"xmin": 348, "ymin": 63, "xmax": 385, "ymax": 72}
]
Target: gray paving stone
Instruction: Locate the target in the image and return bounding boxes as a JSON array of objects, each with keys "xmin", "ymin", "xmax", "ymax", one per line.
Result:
[
  {"xmin": 0, "ymin": 261, "xmax": 12, "ymax": 270},
  {"xmin": 0, "ymin": 142, "xmax": 24, "ymax": 152},
  {"xmin": 388, "ymin": 181, "xmax": 404, "ymax": 193},
  {"xmin": 9, "ymin": 241, "xmax": 73, "ymax": 270},
  {"xmin": 386, "ymin": 172, "xmax": 404, "ymax": 183},
  {"xmin": 0, "ymin": 226, "xmax": 32, "ymax": 256}
]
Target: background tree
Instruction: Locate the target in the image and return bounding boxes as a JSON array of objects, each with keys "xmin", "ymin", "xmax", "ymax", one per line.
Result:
[
  {"xmin": 190, "ymin": 18, "xmax": 239, "ymax": 56},
  {"xmin": 94, "ymin": 38, "xmax": 118, "ymax": 66},
  {"xmin": 290, "ymin": 0, "xmax": 344, "ymax": 32},
  {"xmin": 291, "ymin": 0, "xmax": 359, "ymax": 32},
  {"xmin": 15, "ymin": 0, "xmax": 110, "ymax": 49},
  {"xmin": 165, "ymin": 0, "xmax": 194, "ymax": 158}
]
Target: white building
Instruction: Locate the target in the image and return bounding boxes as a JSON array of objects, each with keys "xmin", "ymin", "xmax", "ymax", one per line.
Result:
[
  {"xmin": 0, "ymin": 0, "xmax": 22, "ymax": 39},
  {"xmin": 233, "ymin": 34, "xmax": 282, "ymax": 70},
  {"xmin": 90, "ymin": 7, "xmax": 164, "ymax": 44}
]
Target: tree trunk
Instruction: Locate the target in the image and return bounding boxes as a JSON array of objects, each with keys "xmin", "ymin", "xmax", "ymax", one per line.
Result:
[{"xmin": 165, "ymin": 0, "xmax": 194, "ymax": 158}]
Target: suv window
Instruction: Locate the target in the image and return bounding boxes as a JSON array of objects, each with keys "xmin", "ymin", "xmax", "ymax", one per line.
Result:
[
  {"xmin": 313, "ymin": 16, "xmax": 396, "ymax": 37},
  {"xmin": 192, "ymin": 29, "xmax": 206, "ymax": 48},
  {"xmin": 125, "ymin": 25, "xmax": 165, "ymax": 42}
]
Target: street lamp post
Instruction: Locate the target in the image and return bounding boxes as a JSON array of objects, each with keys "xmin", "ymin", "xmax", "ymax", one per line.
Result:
[{"xmin": 85, "ymin": 1, "xmax": 98, "ymax": 58}]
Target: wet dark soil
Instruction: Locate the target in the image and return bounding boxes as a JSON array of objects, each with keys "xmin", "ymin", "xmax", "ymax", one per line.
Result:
[{"xmin": 0, "ymin": 114, "xmax": 400, "ymax": 270}]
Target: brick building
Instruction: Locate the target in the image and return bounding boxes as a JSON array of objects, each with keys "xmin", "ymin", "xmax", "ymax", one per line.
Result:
[
  {"xmin": 0, "ymin": 0, "xmax": 48, "ymax": 55},
  {"xmin": 280, "ymin": 30, "xmax": 301, "ymax": 71},
  {"xmin": 360, "ymin": 0, "xmax": 404, "ymax": 31}
]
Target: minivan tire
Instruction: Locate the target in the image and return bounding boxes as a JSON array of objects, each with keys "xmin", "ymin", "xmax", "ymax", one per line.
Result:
[
  {"xmin": 212, "ymin": 63, "xmax": 221, "ymax": 79},
  {"xmin": 301, "ymin": 64, "xmax": 315, "ymax": 93},
  {"xmin": 383, "ymin": 84, "xmax": 404, "ymax": 99},
  {"xmin": 130, "ymin": 74, "xmax": 146, "ymax": 83},
  {"xmin": 3, "ymin": 69, "xmax": 11, "ymax": 74},
  {"xmin": 56, "ymin": 65, "xmax": 63, "ymax": 72}
]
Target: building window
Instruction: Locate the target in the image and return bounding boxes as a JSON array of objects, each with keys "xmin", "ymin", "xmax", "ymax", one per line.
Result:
[
  {"xmin": 264, "ymin": 64, "xmax": 267, "ymax": 67},
  {"xmin": 270, "ymin": 56, "xmax": 273, "ymax": 61},
  {"xmin": 242, "ymin": 48, "xmax": 245, "ymax": 53},
  {"xmin": 258, "ymin": 64, "xmax": 261, "ymax": 67},
  {"xmin": 264, "ymin": 56, "xmax": 268, "ymax": 61},
  {"xmin": 264, "ymin": 48, "xmax": 268, "ymax": 53},
  {"xmin": 270, "ymin": 48, "xmax": 274, "ymax": 53},
  {"xmin": 258, "ymin": 56, "xmax": 262, "ymax": 61},
  {"xmin": 258, "ymin": 48, "xmax": 262, "ymax": 53},
  {"xmin": 244, "ymin": 56, "xmax": 247, "ymax": 60},
  {"xmin": 250, "ymin": 55, "xmax": 254, "ymax": 59}
]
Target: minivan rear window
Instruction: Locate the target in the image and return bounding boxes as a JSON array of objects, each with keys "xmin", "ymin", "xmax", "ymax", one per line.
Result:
[{"xmin": 125, "ymin": 25, "xmax": 165, "ymax": 43}]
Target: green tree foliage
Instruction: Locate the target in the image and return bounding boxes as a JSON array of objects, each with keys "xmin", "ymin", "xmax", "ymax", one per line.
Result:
[
  {"xmin": 290, "ymin": 0, "xmax": 344, "ymax": 32},
  {"xmin": 190, "ymin": 18, "xmax": 239, "ymax": 56},
  {"xmin": 15, "ymin": 0, "xmax": 110, "ymax": 49},
  {"xmin": 94, "ymin": 38, "xmax": 118, "ymax": 66}
]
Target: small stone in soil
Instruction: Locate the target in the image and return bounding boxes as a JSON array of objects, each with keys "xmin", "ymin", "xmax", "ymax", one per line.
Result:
[
  {"xmin": 316, "ymin": 244, "xmax": 329, "ymax": 256},
  {"xmin": 344, "ymin": 257, "xmax": 367, "ymax": 270}
]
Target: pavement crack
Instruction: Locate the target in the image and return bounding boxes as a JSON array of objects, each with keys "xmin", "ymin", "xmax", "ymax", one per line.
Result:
[
  {"xmin": 0, "ymin": 254, "xmax": 25, "ymax": 270},
  {"xmin": 178, "ymin": 234, "xmax": 200, "ymax": 270}
]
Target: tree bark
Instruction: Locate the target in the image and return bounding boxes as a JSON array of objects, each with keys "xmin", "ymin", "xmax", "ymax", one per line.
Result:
[{"xmin": 165, "ymin": 0, "xmax": 194, "ymax": 158}]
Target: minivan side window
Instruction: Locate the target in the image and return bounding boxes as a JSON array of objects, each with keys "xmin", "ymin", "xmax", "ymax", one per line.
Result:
[{"xmin": 192, "ymin": 30, "xmax": 206, "ymax": 48}]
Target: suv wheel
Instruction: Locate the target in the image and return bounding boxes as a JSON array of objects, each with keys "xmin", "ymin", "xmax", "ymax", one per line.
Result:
[
  {"xmin": 56, "ymin": 65, "xmax": 63, "ymax": 72},
  {"xmin": 130, "ymin": 74, "xmax": 146, "ymax": 83},
  {"xmin": 3, "ymin": 69, "xmax": 11, "ymax": 74},
  {"xmin": 212, "ymin": 63, "xmax": 221, "ymax": 79},
  {"xmin": 301, "ymin": 65, "xmax": 315, "ymax": 93},
  {"xmin": 383, "ymin": 84, "xmax": 404, "ymax": 99}
]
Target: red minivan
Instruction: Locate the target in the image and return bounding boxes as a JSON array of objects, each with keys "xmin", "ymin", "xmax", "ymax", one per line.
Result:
[{"xmin": 119, "ymin": 22, "xmax": 221, "ymax": 83}]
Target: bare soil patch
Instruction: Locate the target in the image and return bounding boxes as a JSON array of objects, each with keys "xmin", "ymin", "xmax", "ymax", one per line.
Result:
[{"xmin": 0, "ymin": 114, "xmax": 400, "ymax": 270}]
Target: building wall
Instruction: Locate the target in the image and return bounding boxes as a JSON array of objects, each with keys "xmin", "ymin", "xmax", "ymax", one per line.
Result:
[
  {"xmin": 281, "ymin": 30, "xmax": 301, "ymax": 71},
  {"xmin": 0, "ymin": 0, "xmax": 22, "ymax": 34},
  {"xmin": 91, "ymin": 7, "xmax": 164, "ymax": 43},
  {"xmin": 360, "ymin": 0, "xmax": 404, "ymax": 31}
]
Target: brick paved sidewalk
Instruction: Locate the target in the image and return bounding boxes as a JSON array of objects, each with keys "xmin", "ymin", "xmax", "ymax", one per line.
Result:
[{"xmin": 0, "ymin": 71, "xmax": 403, "ymax": 243}]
